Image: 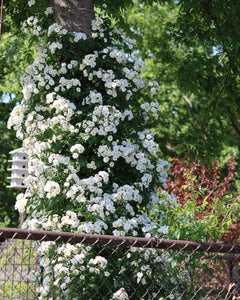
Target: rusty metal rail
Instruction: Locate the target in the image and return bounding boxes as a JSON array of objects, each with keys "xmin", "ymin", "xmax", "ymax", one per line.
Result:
[{"xmin": 0, "ymin": 227, "xmax": 240, "ymax": 254}]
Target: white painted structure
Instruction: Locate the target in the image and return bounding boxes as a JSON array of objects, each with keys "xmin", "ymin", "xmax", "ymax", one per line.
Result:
[{"xmin": 7, "ymin": 148, "xmax": 29, "ymax": 188}]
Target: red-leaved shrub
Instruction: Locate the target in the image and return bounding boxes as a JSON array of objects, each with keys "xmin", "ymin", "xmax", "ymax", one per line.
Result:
[{"xmin": 165, "ymin": 155, "xmax": 239, "ymax": 243}]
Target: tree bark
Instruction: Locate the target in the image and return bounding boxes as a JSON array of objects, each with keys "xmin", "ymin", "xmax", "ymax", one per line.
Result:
[{"xmin": 51, "ymin": 0, "xmax": 95, "ymax": 37}]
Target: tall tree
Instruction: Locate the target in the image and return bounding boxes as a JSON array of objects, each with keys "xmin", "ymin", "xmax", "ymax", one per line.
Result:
[{"xmin": 125, "ymin": 0, "xmax": 240, "ymax": 162}]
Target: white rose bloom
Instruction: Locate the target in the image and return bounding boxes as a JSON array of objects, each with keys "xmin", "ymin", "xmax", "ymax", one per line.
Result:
[
  {"xmin": 112, "ymin": 288, "xmax": 129, "ymax": 300},
  {"xmin": 15, "ymin": 193, "xmax": 28, "ymax": 213}
]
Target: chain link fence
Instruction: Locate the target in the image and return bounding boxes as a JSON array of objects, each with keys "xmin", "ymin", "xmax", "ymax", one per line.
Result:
[{"xmin": 0, "ymin": 227, "xmax": 239, "ymax": 299}]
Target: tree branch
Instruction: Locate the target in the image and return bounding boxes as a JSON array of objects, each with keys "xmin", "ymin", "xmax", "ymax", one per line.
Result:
[
  {"xmin": 182, "ymin": 94, "xmax": 192, "ymax": 107},
  {"xmin": 227, "ymin": 107, "xmax": 240, "ymax": 139},
  {"xmin": 203, "ymin": 74, "xmax": 228, "ymax": 134}
]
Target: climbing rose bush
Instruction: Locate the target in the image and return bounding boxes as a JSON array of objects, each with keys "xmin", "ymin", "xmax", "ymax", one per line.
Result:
[{"xmin": 8, "ymin": 2, "xmax": 180, "ymax": 299}]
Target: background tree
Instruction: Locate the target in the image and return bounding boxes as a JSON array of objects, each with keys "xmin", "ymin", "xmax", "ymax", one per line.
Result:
[
  {"xmin": 0, "ymin": 33, "xmax": 34, "ymax": 226},
  {"xmin": 125, "ymin": 0, "xmax": 240, "ymax": 162},
  {"xmin": 124, "ymin": 0, "xmax": 240, "ymax": 245}
]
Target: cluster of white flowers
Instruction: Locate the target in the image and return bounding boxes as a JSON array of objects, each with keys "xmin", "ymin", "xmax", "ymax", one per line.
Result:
[
  {"xmin": 28, "ymin": 0, "xmax": 35, "ymax": 7},
  {"xmin": 112, "ymin": 288, "xmax": 129, "ymax": 300},
  {"xmin": 48, "ymin": 23, "xmax": 68, "ymax": 37},
  {"xmin": 73, "ymin": 32, "xmax": 87, "ymax": 42},
  {"xmin": 7, "ymin": 105, "xmax": 27, "ymax": 138},
  {"xmin": 140, "ymin": 101, "xmax": 161, "ymax": 119},
  {"xmin": 82, "ymin": 105, "xmax": 133, "ymax": 137},
  {"xmin": 22, "ymin": 15, "xmax": 42, "ymax": 36},
  {"xmin": 15, "ymin": 193, "xmax": 28, "ymax": 213},
  {"xmin": 8, "ymin": 2, "xmax": 177, "ymax": 298},
  {"xmin": 44, "ymin": 180, "xmax": 61, "ymax": 198},
  {"xmin": 44, "ymin": 7, "xmax": 53, "ymax": 16},
  {"xmin": 70, "ymin": 143, "xmax": 85, "ymax": 159}
]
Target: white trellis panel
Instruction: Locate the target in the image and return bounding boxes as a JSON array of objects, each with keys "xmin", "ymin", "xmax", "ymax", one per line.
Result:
[{"xmin": 7, "ymin": 148, "xmax": 29, "ymax": 188}]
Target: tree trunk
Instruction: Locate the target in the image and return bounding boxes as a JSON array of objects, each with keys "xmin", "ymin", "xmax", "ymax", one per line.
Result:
[{"xmin": 51, "ymin": 0, "xmax": 95, "ymax": 37}]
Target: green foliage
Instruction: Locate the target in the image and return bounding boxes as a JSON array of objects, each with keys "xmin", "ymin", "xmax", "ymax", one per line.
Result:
[
  {"xmin": 147, "ymin": 186, "xmax": 238, "ymax": 298},
  {"xmin": 2, "ymin": 0, "xmax": 50, "ymax": 34},
  {"xmin": 124, "ymin": 0, "xmax": 240, "ymax": 162},
  {"xmin": 2, "ymin": 0, "xmax": 171, "ymax": 36},
  {"xmin": 0, "ymin": 32, "xmax": 36, "ymax": 226},
  {"xmin": 2, "ymin": 0, "xmax": 240, "ymax": 165},
  {"xmin": 0, "ymin": 33, "xmax": 32, "ymax": 98},
  {"xmin": 0, "ymin": 103, "xmax": 21, "ymax": 227},
  {"xmin": 150, "ymin": 154, "xmax": 239, "ymax": 244},
  {"xmin": 151, "ymin": 190, "xmax": 234, "ymax": 242}
]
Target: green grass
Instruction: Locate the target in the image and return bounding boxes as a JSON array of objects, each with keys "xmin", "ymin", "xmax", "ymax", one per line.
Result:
[{"xmin": 0, "ymin": 239, "xmax": 39, "ymax": 299}]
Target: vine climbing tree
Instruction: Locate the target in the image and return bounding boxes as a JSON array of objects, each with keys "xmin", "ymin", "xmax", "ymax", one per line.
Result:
[{"xmin": 7, "ymin": 1, "xmax": 177, "ymax": 298}]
